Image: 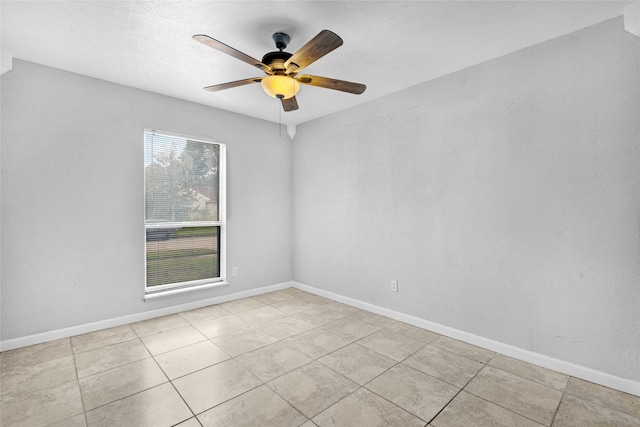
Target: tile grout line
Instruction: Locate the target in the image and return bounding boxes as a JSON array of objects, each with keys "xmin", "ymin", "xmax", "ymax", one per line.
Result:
[
  {"xmin": 216, "ymin": 307, "xmax": 391, "ymax": 422},
  {"xmin": 167, "ymin": 376, "xmax": 198, "ymax": 425},
  {"xmin": 312, "ymin": 332, "xmax": 437, "ymax": 424},
  {"xmin": 487, "ymin": 354, "xmax": 571, "ymax": 392},
  {"xmin": 180, "ymin": 360, "xmax": 294, "ymax": 422},
  {"xmin": 461, "ymin": 363, "xmax": 556, "ymax": 427},
  {"xmin": 71, "ymin": 335, "xmax": 140, "ymax": 355},
  {"xmin": 260, "ymin": 359, "xmax": 324, "ymax": 422},
  {"xmin": 466, "ymin": 352, "xmax": 551, "ymax": 425},
  {"xmin": 70, "ymin": 337, "xmax": 89, "ymax": 427},
  {"xmin": 76, "ymin": 350, "xmax": 152, "ymax": 379},
  {"xmin": 422, "ymin": 351, "xmax": 500, "ymax": 425},
  {"xmin": 548, "ymin": 385, "xmax": 567, "ymax": 427},
  {"xmin": 363, "ymin": 337, "xmax": 482, "ymax": 425},
  {"xmin": 461, "ymin": 388, "xmax": 551, "ymax": 427},
  {"xmin": 555, "ymin": 384, "xmax": 640, "ymax": 422}
]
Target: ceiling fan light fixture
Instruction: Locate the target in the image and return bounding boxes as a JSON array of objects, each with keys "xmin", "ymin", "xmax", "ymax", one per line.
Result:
[
  {"xmin": 194, "ymin": 30, "xmax": 364, "ymax": 112},
  {"xmin": 261, "ymin": 75, "xmax": 300, "ymax": 99}
]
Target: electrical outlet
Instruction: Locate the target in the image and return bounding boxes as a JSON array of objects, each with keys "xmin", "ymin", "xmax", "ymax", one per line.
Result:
[
  {"xmin": 232, "ymin": 267, "xmax": 238, "ymax": 277},
  {"xmin": 391, "ymin": 280, "xmax": 398, "ymax": 292}
]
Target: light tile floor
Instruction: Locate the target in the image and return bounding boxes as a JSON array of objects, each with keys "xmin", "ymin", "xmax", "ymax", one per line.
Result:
[{"xmin": 1, "ymin": 288, "xmax": 639, "ymax": 427}]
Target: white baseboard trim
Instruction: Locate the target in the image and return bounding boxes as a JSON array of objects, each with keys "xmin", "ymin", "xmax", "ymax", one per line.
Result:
[
  {"xmin": 0, "ymin": 281, "xmax": 294, "ymax": 352},
  {"xmin": 292, "ymin": 281, "xmax": 640, "ymax": 397},
  {"xmin": 3, "ymin": 279, "xmax": 638, "ymax": 397}
]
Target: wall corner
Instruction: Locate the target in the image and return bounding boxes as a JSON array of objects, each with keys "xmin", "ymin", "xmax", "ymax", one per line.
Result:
[
  {"xmin": 1, "ymin": 48, "xmax": 13, "ymax": 75},
  {"xmin": 624, "ymin": 3, "xmax": 640, "ymax": 36}
]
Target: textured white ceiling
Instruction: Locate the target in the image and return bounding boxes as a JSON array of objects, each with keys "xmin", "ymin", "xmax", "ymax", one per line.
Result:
[{"xmin": 1, "ymin": 1, "xmax": 632, "ymax": 127}]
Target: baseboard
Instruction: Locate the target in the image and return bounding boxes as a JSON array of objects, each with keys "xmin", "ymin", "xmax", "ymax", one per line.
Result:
[
  {"xmin": 4, "ymin": 279, "xmax": 638, "ymax": 397},
  {"xmin": 0, "ymin": 281, "xmax": 294, "ymax": 352},
  {"xmin": 292, "ymin": 281, "xmax": 640, "ymax": 397}
]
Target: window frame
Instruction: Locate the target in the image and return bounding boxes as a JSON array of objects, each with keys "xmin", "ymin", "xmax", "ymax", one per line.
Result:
[{"xmin": 143, "ymin": 129, "xmax": 227, "ymax": 300}]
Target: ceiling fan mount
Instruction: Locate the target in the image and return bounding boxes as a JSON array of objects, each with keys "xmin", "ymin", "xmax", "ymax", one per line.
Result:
[
  {"xmin": 271, "ymin": 32, "xmax": 291, "ymax": 51},
  {"xmin": 193, "ymin": 29, "xmax": 366, "ymax": 112},
  {"xmin": 262, "ymin": 32, "xmax": 294, "ymax": 72}
]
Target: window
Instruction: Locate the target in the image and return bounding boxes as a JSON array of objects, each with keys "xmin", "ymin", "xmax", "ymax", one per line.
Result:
[{"xmin": 144, "ymin": 130, "xmax": 226, "ymax": 299}]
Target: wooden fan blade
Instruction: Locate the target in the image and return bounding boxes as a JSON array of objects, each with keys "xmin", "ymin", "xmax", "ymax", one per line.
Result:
[
  {"xmin": 193, "ymin": 34, "xmax": 272, "ymax": 74},
  {"xmin": 296, "ymin": 75, "xmax": 366, "ymax": 95},
  {"xmin": 284, "ymin": 30, "xmax": 343, "ymax": 74},
  {"xmin": 204, "ymin": 78, "xmax": 262, "ymax": 92},
  {"xmin": 281, "ymin": 96, "xmax": 299, "ymax": 112}
]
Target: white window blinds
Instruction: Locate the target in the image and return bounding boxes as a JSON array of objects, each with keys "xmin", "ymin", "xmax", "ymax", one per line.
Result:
[{"xmin": 144, "ymin": 130, "xmax": 225, "ymax": 292}]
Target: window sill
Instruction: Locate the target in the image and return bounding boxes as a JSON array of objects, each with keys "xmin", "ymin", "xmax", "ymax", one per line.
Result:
[{"xmin": 143, "ymin": 281, "xmax": 229, "ymax": 301}]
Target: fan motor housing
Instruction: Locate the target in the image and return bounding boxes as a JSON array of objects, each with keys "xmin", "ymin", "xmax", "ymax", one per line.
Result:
[{"xmin": 262, "ymin": 51, "xmax": 292, "ymax": 72}]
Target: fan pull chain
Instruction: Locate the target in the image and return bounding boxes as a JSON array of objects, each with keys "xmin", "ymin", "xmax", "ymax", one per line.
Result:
[{"xmin": 277, "ymin": 95, "xmax": 283, "ymax": 137}]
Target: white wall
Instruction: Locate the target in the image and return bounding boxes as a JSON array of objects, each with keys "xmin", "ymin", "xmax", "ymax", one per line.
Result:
[
  {"xmin": 1, "ymin": 60, "xmax": 292, "ymax": 340},
  {"xmin": 292, "ymin": 17, "xmax": 640, "ymax": 382}
]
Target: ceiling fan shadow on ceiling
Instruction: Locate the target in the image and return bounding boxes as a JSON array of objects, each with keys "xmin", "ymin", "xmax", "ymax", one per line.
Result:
[{"xmin": 193, "ymin": 30, "xmax": 366, "ymax": 112}]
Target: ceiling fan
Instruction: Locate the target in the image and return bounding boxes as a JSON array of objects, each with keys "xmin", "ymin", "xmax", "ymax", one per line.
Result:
[{"xmin": 193, "ymin": 30, "xmax": 366, "ymax": 112}]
